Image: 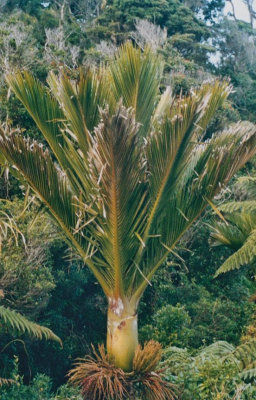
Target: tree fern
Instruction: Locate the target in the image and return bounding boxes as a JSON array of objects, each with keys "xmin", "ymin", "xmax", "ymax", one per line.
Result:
[
  {"xmin": 163, "ymin": 339, "xmax": 256, "ymax": 392},
  {"xmin": 0, "ymin": 208, "xmax": 61, "ymax": 386},
  {"xmin": 210, "ymin": 176, "xmax": 256, "ymax": 276},
  {"xmin": 0, "ymin": 306, "xmax": 62, "ymax": 345}
]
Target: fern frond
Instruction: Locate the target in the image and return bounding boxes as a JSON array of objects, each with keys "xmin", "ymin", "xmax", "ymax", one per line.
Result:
[
  {"xmin": 235, "ymin": 176, "xmax": 256, "ymax": 199},
  {"xmin": 219, "ymin": 201, "xmax": 256, "ymax": 214},
  {"xmin": 233, "ymin": 339, "xmax": 256, "ymax": 369},
  {"xmin": 0, "ymin": 306, "xmax": 62, "ymax": 345},
  {"xmin": 239, "ymin": 367, "xmax": 256, "ymax": 380},
  {"xmin": 214, "ymin": 229, "xmax": 256, "ymax": 276},
  {"xmin": 197, "ymin": 341, "xmax": 235, "ymax": 360},
  {"xmin": 210, "ymin": 220, "xmax": 247, "ymax": 250}
]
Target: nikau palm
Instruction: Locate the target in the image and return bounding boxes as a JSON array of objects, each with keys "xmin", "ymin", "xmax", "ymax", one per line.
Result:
[{"xmin": 1, "ymin": 43, "xmax": 256, "ymax": 372}]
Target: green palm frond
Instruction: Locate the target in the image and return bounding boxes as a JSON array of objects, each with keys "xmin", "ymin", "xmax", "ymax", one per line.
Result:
[
  {"xmin": 0, "ymin": 306, "xmax": 61, "ymax": 344},
  {"xmin": 3, "ymin": 42, "xmax": 256, "ymax": 307},
  {"xmin": 4, "ymin": 72, "xmax": 92, "ymax": 199},
  {"xmin": 144, "ymin": 82, "xmax": 231, "ymax": 235},
  {"xmin": 89, "ymin": 106, "xmax": 148, "ymax": 296},
  {"xmin": 5, "ymin": 71, "xmax": 66, "ymax": 163},
  {"xmin": 108, "ymin": 42, "xmax": 162, "ymax": 137},
  {"xmin": 132, "ymin": 121, "xmax": 256, "ymax": 299},
  {"xmin": 47, "ymin": 68, "xmax": 108, "ymax": 155},
  {"xmin": 0, "ymin": 129, "xmax": 110, "ymax": 293}
]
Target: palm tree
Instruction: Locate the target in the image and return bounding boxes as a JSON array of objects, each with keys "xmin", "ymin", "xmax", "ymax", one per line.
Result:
[
  {"xmin": 1, "ymin": 42, "xmax": 256, "ymax": 371},
  {"xmin": 211, "ymin": 176, "xmax": 256, "ymax": 277}
]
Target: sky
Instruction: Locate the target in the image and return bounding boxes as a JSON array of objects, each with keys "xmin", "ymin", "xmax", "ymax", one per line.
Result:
[{"xmin": 224, "ymin": 0, "xmax": 252, "ymax": 23}]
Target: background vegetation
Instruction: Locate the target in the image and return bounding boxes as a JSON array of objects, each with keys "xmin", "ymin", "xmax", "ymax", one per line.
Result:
[{"xmin": 1, "ymin": 0, "xmax": 256, "ymax": 398}]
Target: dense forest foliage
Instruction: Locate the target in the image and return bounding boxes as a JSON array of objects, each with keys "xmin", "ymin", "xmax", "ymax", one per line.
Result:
[{"xmin": 1, "ymin": 0, "xmax": 256, "ymax": 399}]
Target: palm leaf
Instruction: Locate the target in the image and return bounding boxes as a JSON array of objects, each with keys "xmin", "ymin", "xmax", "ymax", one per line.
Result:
[
  {"xmin": 89, "ymin": 106, "xmax": 148, "ymax": 297},
  {"xmin": 47, "ymin": 68, "xmax": 108, "ymax": 155},
  {"xmin": 5, "ymin": 72, "xmax": 94, "ymax": 199},
  {"xmin": 5, "ymin": 71, "xmax": 66, "ymax": 163},
  {"xmin": 210, "ymin": 175, "xmax": 256, "ymax": 276},
  {"xmin": 132, "ymin": 121, "xmax": 256, "ymax": 300},
  {"xmin": 108, "ymin": 42, "xmax": 162, "ymax": 137},
  {"xmin": 3, "ymin": 43, "xmax": 256, "ymax": 307},
  {"xmin": 0, "ymin": 305, "xmax": 61, "ymax": 344},
  {"xmin": 137, "ymin": 83, "xmax": 230, "ymax": 252},
  {"xmin": 0, "ymin": 128, "xmax": 111, "ymax": 293}
]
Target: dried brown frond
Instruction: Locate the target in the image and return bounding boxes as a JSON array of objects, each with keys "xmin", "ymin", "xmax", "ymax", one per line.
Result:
[
  {"xmin": 249, "ymin": 293, "xmax": 256, "ymax": 303},
  {"xmin": 133, "ymin": 340, "xmax": 162, "ymax": 373},
  {"xmin": 68, "ymin": 344, "xmax": 129, "ymax": 400},
  {"xmin": 139, "ymin": 372, "xmax": 177, "ymax": 400},
  {"xmin": 0, "ymin": 377, "xmax": 16, "ymax": 387},
  {"xmin": 132, "ymin": 341, "xmax": 177, "ymax": 399},
  {"xmin": 68, "ymin": 342, "xmax": 177, "ymax": 400}
]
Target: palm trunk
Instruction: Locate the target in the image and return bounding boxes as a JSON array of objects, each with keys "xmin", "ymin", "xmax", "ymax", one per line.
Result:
[{"xmin": 107, "ymin": 298, "xmax": 138, "ymax": 371}]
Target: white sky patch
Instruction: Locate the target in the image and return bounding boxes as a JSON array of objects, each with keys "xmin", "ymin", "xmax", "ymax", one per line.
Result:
[{"xmin": 224, "ymin": 0, "xmax": 251, "ymax": 23}]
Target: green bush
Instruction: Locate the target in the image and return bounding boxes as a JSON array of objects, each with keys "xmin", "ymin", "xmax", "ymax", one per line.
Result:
[
  {"xmin": 1, "ymin": 372, "xmax": 82, "ymax": 400},
  {"xmin": 140, "ymin": 304, "xmax": 191, "ymax": 347},
  {"xmin": 163, "ymin": 341, "xmax": 256, "ymax": 400}
]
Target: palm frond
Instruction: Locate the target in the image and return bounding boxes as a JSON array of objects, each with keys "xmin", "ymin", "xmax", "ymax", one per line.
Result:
[
  {"xmin": 152, "ymin": 87, "xmax": 173, "ymax": 123},
  {"xmin": 133, "ymin": 121, "xmax": 256, "ymax": 299},
  {"xmin": 0, "ymin": 128, "xmax": 111, "ymax": 293},
  {"xmin": 6, "ymin": 71, "xmax": 66, "ymax": 163},
  {"xmin": 108, "ymin": 42, "xmax": 162, "ymax": 137},
  {"xmin": 5, "ymin": 72, "xmax": 94, "ymax": 199},
  {"xmin": 47, "ymin": 68, "xmax": 107, "ymax": 155},
  {"xmin": 4, "ymin": 43, "xmax": 256, "ymax": 310},
  {"xmin": 134, "ymin": 83, "xmax": 230, "ymax": 257},
  {"xmin": 90, "ymin": 106, "xmax": 148, "ymax": 296},
  {"xmin": 193, "ymin": 80, "xmax": 231, "ymax": 138},
  {"xmin": 0, "ymin": 306, "xmax": 61, "ymax": 344}
]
